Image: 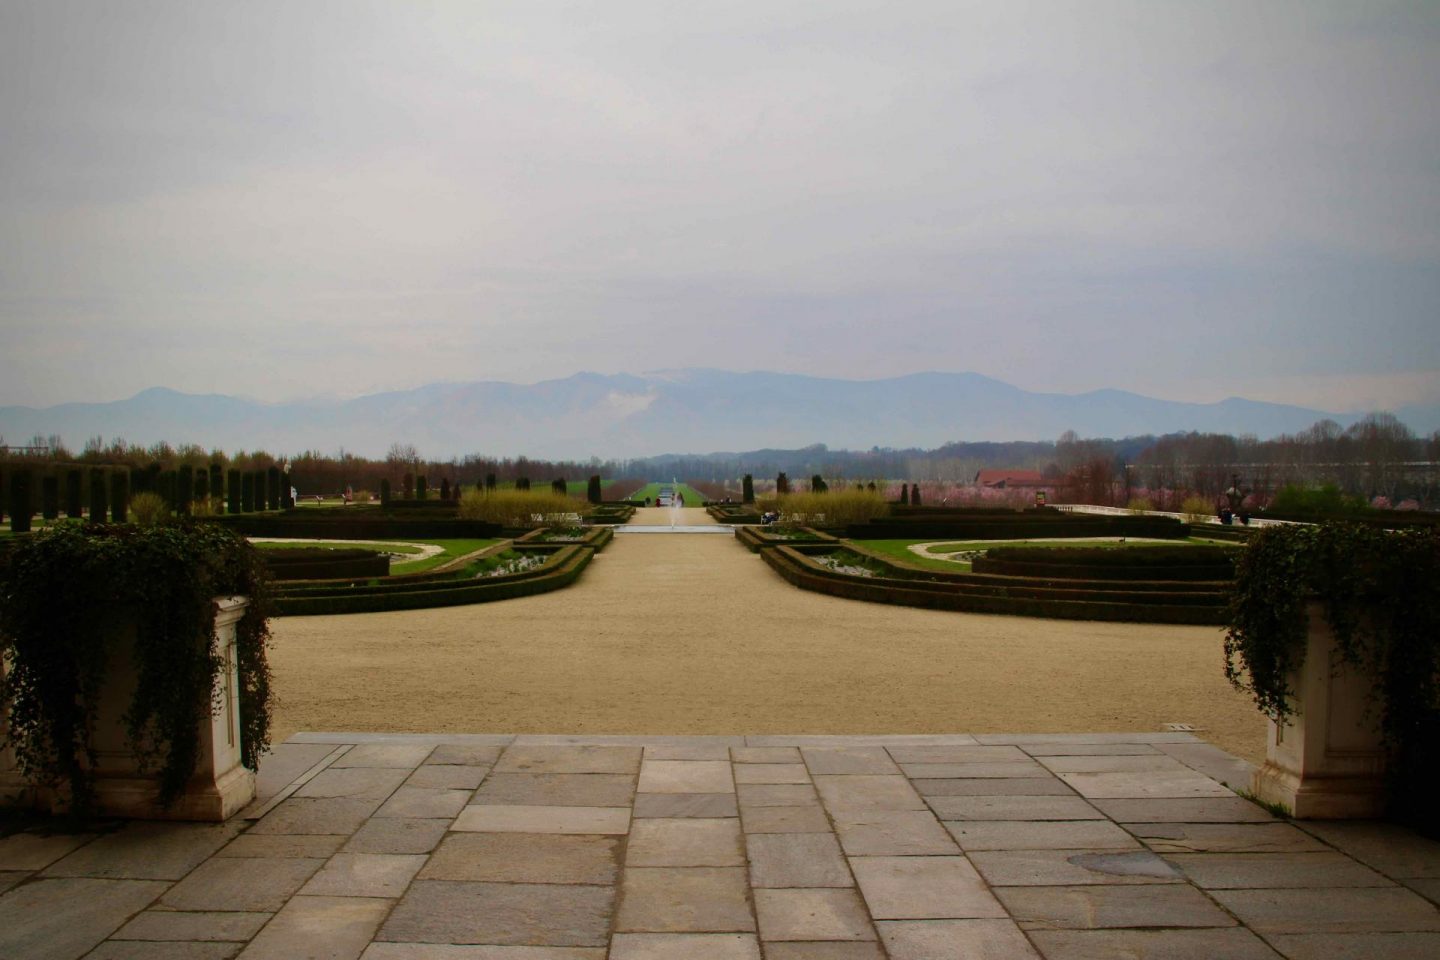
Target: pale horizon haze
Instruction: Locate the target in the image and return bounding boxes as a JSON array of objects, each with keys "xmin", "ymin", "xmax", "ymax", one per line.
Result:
[{"xmin": 2, "ymin": 1, "xmax": 1437, "ymax": 417}]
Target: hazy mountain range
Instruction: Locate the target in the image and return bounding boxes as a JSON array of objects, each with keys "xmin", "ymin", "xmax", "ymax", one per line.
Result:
[{"xmin": 2, "ymin": 370, "xmax": 1435, "ymax": 460}]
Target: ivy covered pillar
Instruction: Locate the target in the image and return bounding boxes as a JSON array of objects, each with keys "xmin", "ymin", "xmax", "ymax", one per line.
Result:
[
  {"xmin": 75, "ymin": 597, "xmax": 256, "ymax": 820},
  {"xmin": 1251, "ymin": 602, "xmax": 1388, "ymax": 819}
]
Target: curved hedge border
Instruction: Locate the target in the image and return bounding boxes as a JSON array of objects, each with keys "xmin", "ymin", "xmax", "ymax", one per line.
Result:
[
  {"xmin": 762, "ymin": 542, "xmax": 1226, "ymax": 624},
  {"xmin": 735, "ymin": 526, "xmax": 838, "ymax": 553},
  {"xmin": 273, "ymin": 544, "xmax": 595, "ymax": 616},
  {"xmin": 588, "ymin": 504, "xmax": 636, "ymax": 524},
  {"xmin": 515, "ymin": 526, "xmax": 614, "ymax": 549}
]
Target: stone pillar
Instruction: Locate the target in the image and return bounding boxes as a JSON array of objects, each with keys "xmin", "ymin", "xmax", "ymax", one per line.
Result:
[
  {"xmin": 1251, "ymin": 602, "xmax": 1387, "ymax": 818},
  {"xmin": 80, "ymin": 596, "xmax": 256, "ymax": 821}
]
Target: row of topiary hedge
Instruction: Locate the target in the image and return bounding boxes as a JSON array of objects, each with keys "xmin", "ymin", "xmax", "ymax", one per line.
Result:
[
  {"xmin": 761, "ymin": 542, "xmax": 1227, "ymax": 624},
  {"xmin": 845, "ymin": 514, "xmax": 1190, "ymax": 540},
  {"xmin": 209, "ymin": 512, "xmax": 502, "ymax": 540}
]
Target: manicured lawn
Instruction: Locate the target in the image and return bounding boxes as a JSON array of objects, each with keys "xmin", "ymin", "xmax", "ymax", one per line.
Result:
[{"xmin": 626, "ymin": 482, "xmax": 711, "ymax": 505}]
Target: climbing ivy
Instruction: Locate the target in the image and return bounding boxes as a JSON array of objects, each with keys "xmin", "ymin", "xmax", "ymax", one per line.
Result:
[
  {"xmin": 0, "ymin": 522, "xmax": 272, "ymax": 812},
  {"xmin": 1225, "ymin": 522, "xmax": 1440, "ymax": 818}
]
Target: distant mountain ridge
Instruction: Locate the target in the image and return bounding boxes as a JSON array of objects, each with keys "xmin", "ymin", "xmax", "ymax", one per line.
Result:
[{"xmin": 1, "ymin": 369, "xmax": 1433, "ymax": 460}]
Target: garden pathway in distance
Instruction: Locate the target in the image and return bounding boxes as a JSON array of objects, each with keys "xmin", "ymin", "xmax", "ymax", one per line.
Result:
[{"xmin": 267, "ymin": 508, "xmax": 1266, "ymax": 765}]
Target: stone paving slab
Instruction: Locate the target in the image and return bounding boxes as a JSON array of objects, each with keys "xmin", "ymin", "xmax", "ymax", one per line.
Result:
[{"xmin": 2, "ymin": 732, "xmax": 1438, "ymax": 960}]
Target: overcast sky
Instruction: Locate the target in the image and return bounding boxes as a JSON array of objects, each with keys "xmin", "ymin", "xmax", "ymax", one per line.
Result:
[{"xmin": 1, "ymin": 1, "xmax": 1437, "ymax": 413}]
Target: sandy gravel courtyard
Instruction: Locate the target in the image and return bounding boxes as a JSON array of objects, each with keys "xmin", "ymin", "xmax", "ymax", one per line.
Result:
[{"xmin": 269, "ymin": 508, "xmax": 1267, "ymax": 763}]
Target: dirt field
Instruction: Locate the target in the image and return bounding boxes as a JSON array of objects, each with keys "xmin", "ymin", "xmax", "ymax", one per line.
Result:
[{"xmin": 268, "ymin": 508, "xmax": 1267, "ymax": 763}]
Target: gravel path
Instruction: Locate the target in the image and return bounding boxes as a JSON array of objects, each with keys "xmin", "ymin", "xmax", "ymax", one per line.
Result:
[{"xmin": 268, "ymin": 509, "xmax": 1265, "ymax": 763}]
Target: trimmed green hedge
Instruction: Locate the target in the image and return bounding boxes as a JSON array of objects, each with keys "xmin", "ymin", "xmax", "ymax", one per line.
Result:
[
  {"xmin": 709, "ymin": 504, "xmax": 763, "ymax": 524},
  {"xmin": 763, "ymin": 546, "xmax": 1225, "ymax": 625},
  {"xmin": 259, "ymin": 548, "xmax": 389, "ymax": 580},
  {"xmin": 845, "ymin": 515, "xmax": 1189, "ymax": 541},
  {"xmin": 273, "ymin": 545, "xmax": 594, "ymax": 616},
  {"xmin": 735, "ymin": 526, "xmax": 839, "ymax": 553},
  {"xmin": 972, "ymin": 545, "xmax": 1236, "ymax": 582}
]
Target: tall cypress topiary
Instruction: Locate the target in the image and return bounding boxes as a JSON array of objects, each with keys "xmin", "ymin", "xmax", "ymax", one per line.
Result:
[
  {"xmin": 65, "ymin": 469, "xmax": 83, "ymax": 518},
  {"xmin": 194, "ymin": 471, "xmax": 208, "ymax": 503},
  {"xmin": 176, "ymin": 465, "xmax": 194, "ymax": 515},
  {"xmin": 899, "ymin": 483, "xmax": 909, "ymax": 505},
  {"xmin": 209, "ymin": 463, "xmax": 223, "ymax": 500},
  {"xmin": 517, "ymin": 477, "xmax": 530, "ymax": 491},
  {"xmin": 41, "ymin": 474, "xmax": 60, "ymax": 520},
  {"xmin": 776, "ymin": 472, "xmax": 789, "ymax": 495},
  {"xmin": 267, "ymin": 466, "xmax": 281, "ymax": 511},
  {"xmin": 811, "ymin": 474, "xmax": 827, "ymax": 494},
  {"xmin": 380, "ymin": 478, "xmax": 392, "ymax": 506},
  {"xmin": 10, "ymin": 469, "xmax": 33, "ymax": 532},
  {"xmin": 242, "ymin": 472, "xmax": 255, "ymax": 513},
  {"xmin": 552, "ymin": 477, "xmax": 566, "ymax": 496},
  {"xmin": 587, "ymin": 474, "xmax": 603, "ymax": 504},
  {"xmin": 403, "ymin": 473, "xmax": 414, "ymax": 499},
  {"xmin": 281, "ymin": 471, "xmax": 293, "ymax": 509},
  {"xmin": 110, "ymin": 471, "xmax": 129, "ymax": 522},
  {"xmin": 440, "ymin": 478, "xmax": 450, "ymax": 501},
  {"xmin": 256, "ymin": 470, "xmax": 268, "ymax": 511},
  {"xmin": 156, "ymin": 470, "xmax": 177, "ymax": 511},
  {"xmin": 417, "ymin": 475, "xmax": 428, "ymax": 500},
  {"xmin": 742, "ymin": 474, "xmax": 754, "ymax": 504},
  {"xmin": 485, "ymin": 472, "xmax": 497, "ymax": 491},
  {"xmin": 911, "ymin": 484, "xmax": 922, "ymax": 506},
  {"xmin": 227, "ymin": 469, "xmax": 241, "ymax": 514},
  {"xmin": 88, "ymin": 470, "xmax": 108, "ymax": 523}
]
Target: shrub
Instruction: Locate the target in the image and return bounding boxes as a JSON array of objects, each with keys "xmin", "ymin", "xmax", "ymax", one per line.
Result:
[
  {"xmin": 1180, "ymin": 495, "xmax": 1212, "ymax": 524},
  {"xmin": 900, "ymin": 483, "xmax": 910, "ymax": 506},
  {"xmin": 552, "ymin": 477, "xmax": 567, "ymax": 496},
  {"xmin": 128, "ymin": 491, "xmax": 172, "ymax": 527},
  {"xmin": 1127, "ymin": 496, "xmax": 1154, "ymax": 514},
  {"xmin": 227, "ymin": 469, "xmax": 241, "ymax": 514},
  {"xmin": 9, "ymin": 469, "xmax": 33, "ymax": 533},
  {"xmin": 742, "ymin": 474, "xmax": 754, "ymax": 504},
  {"xmin": 88, "ymin": 470, "xmax": 108, "ymax": 523},
  {"xmin": 458, "ymin": 488, "xmax": 582, "ymax": 528},
  {"xmin": 41, "ymin": 475, "xmax": 60, "ymax": 520},
  {"xmin": 380, "ymin": 478, "xmax": 392, "ymax": 505},
  {"xmin": 403, "ymin": 473, "xmax": 414, "ymax": 499},
  {"xmin": 110, "ymin": 471, "xmax": 129, "ymax": 523},
  {"xmin": 777, "ymin": 472, "xmax": 789, "ymax": 495},
  {"xmin": 65, "ymin": 470, "xmax": 83, "ymax": 519},
  {"xmin": 777, "ymin": 489, "xmax": 889, "ymax": 528},
  {"xmin": 1267, "ymin": 483, "xmax": 1368, "ymax": 517}
]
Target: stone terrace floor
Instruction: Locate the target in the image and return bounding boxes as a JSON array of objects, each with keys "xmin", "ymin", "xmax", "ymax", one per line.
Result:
[{"xmin": 2, "ymin": 732, "xmax": 1439, "ymax": 959}]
